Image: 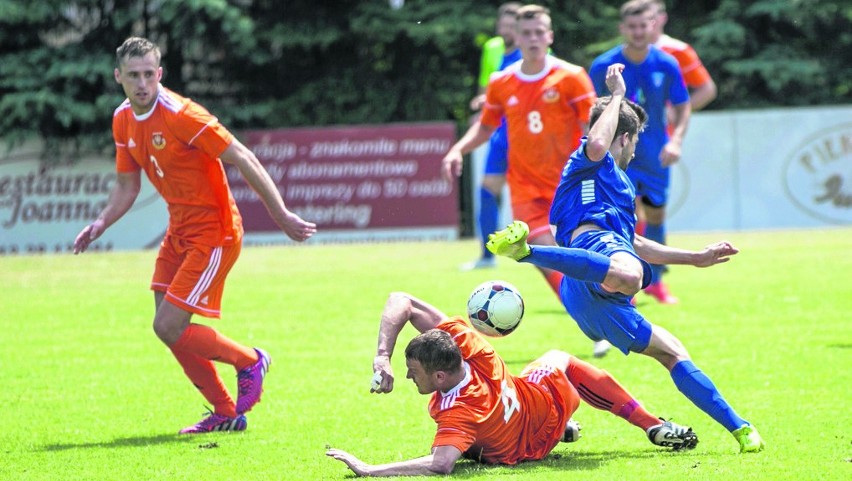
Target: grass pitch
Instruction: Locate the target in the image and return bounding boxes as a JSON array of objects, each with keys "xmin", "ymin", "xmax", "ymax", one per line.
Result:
[{"xmin": 1, "ymin": 228, "xmax": 850, "ymax": 480}]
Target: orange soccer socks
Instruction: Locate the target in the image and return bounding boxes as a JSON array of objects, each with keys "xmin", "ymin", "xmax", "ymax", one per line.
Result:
[
  {"xmin": 170, "ymin": 348, "xmax": 237, "ymax": 417},
  {"xmin": 172, "ymin": 323, "xmax": 258, "ymax": 371},
  {"xmin": 545, "ymin": 270, "xmax": 564, "ymax": 297},
  {"xmin": 567, "ymin": 357, "xmax": 660, "ymax": 431}
]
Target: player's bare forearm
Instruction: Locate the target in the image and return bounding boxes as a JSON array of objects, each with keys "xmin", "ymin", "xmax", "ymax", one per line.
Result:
[
  {"xmin": 74, "ymin": 172, "xmax": 140, "ymax": 254},
  {"xmin": 221, "ymin": 140, "xmax": 316, "ymax": 241},
  {"xmin": 376, "ymin": 293, "xmax": 446, "ymax": 358},
  {"xmin": 690, "ymin": 80, "xmax": 717, "ymax": 111},
  {"xmin": 326, "ymin": 446, "xmax": 461, "ymax": 476},
  {"xmin": 634, "ymin": 235, "xmax": 738, "ymax": 267},
  {"xmin": 441, "ymin": 123, "xmax": 495, "ymax": 180}
]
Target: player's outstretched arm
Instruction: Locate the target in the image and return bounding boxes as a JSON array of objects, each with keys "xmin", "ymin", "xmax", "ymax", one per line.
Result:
[
  {"xmin": 326, "ymin": 445, "xmax": 462, "ymax": 477},
  {"xmin": 73, "ymin": 171, "xmax": 141, "ymax": 254},
  {"xmin": 220, "ymin": 139, "xmax": 316, "ymax": 242},
  {"xmin": 372, "ymin": 292, "xmax": 447, "ymax": 394},
  {"xmin": 634, "ymin": 235, "xmax": 739, "ymax": 267},
  {"xmin": 441, "ymin": 122, "xmax": 495, "ymax": 182}
]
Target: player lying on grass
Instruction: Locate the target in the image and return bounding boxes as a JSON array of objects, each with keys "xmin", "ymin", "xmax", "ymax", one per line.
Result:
[
  {"xmin": 486, "ymin": 63, "xmax": 764, "ymax": 453},
  {"xmin": 325, "ymin": 292, "xmax": 697, "ymax": 477}
]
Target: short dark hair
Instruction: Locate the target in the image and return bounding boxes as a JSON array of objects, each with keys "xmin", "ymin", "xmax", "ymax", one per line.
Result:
[
  {"xmin": 116, "ymin": 37, "xmax": 161, "ymax": 67},
  {"xmin": 497, "ymin": 2, "xmax": 522, "ymax": 18},
  {"xmin": 620, "ymin": 0, "xmax": 654, "ymax": 19},
  {"xmin": 589, "ymin": 97, "xmax": 648, "ymax": 138},
  {"xmin": 405, "ymin": 329, "xmax": 463, "ymax": 374},
  {"xmin": 516, "ymin": 4, "xmax": 551, "ymax": 22}
]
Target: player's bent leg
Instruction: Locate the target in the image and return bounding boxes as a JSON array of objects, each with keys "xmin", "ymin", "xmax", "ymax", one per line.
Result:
[
  {"xmin": 153, "ymin": 299, "xmax": 194, "ymax": 345},
  {"xmin": 601, "ymin": 252, "xmax": 645, "ymax": 297}
]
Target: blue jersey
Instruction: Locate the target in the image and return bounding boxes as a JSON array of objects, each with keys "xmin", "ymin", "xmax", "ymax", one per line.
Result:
[
  {"xmin": 499, "ymin": 48, "xmax": 523, "ymax": 71},
  {"xmin": 589, "ymin": 46, "xmax": 688, "ymax": 172},
  {"xmin": 549, "ymin": 138, "xmax": 637, "ymax": 247}
]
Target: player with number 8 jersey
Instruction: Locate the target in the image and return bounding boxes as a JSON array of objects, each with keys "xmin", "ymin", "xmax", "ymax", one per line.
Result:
[{"xmin": 480, "ymin": 56, "xmax": 595, "ymax": 211}]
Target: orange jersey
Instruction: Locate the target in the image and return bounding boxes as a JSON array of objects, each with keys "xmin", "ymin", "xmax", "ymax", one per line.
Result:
[
  {"xmin": 656, "ymin": 34, "xmax": 712, "ymax": 89},
  {"xmin": 113, "ymin": 86, "xmax": 243, "ymax": 246},
  {"xmin": 429, "ymin": 317, "xmax": 572, "ymax": 465},
  {"xmin": 480, "ymin": 56, "xmax": 596, "ymax": 204}
]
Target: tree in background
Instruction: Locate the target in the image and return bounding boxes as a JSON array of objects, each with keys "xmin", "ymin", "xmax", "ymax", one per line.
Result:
[{"xmin": 1, "ymin": 0, "xmax": 850, "ymax": 163}]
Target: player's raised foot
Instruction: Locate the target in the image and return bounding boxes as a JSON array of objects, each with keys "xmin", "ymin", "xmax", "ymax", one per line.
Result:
[
  {"xmin": 647, "ymin": 419, "xmax": 698, "ymax": 451},
  {"xmin": 236, "ymin": 348, "xmax": 271, "ymax": 415},
  {"xmin": 179, "ymin": 411, "xmax": 247, "ymax": 434},
  {"xmin": 561, "ymin": 418, "xmax": 582, "ymax": 443},
  {"xmin": 486, "ymin": 221, "xmax": 531, "ymax": 261},
  {"xmin": 733, "ymin": 424, "xmax": 765, "ymax": 453},
  {"xmin": 593, "ymin": 340, "xmax": 612, "ymax": 358},
  {"xmin": 459, "ymin": 256, "xmax": 496, "ymax": 271},
  {"xmin": 644, "ymin": 281, "xmax": 679, "ymax": 304}
]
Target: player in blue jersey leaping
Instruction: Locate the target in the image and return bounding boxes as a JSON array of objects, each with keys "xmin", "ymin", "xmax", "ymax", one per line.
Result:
[{"xmin": 487, "ymin": 62, "xmax": 764, "ymax": 454}]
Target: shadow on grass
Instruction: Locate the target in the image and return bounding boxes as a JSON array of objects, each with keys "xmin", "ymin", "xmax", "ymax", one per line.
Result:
[{"xmin": 39, "ymin": 433, "xmax": 197, "ymax": 451}]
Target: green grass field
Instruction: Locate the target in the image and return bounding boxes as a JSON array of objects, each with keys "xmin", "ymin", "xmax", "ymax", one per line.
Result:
[{"xmin": 2, "ymin": 228, "xmax": 850, "ymax": 480}]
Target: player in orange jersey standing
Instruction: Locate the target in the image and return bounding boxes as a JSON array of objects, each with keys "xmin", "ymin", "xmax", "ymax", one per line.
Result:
[
  {"xmin": 73, "ymin": 37, "xmax": 316, "ymax": 434},
  {"xmin": 326, "ymin": 292, "xmax": 697, "ymax": 476},
  {"xmin": 442, "ymin": 5, "xmax": 611, "ymax": 358}
]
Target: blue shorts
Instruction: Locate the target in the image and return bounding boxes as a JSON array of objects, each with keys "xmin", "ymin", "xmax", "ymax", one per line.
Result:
[
  {"xmin": 560, "ymin": 231, "xmax": 653, "ymax": 355},
  {"xmin": 484, "ymin": 122, "xmax": 508, "ymax": 175},
  {"xmin": 626, "ymin": 160, "xmax": 669, "ymax": 207}
]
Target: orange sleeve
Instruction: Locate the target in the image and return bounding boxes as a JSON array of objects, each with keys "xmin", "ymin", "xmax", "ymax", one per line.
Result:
[
  {"xmin": 480, "ymin": 81, "xmax": 504, "ymax": 129},
  {"xmin": 112, "ymin": 111, "xmax": 139, "ymax": 173},
  {"xmin": 432, "ymin": 408, "xmax": 478, "ymax": 453},
  {"xmin": 670, "ymin": 45, "xmax": 712, "ymax": 89},
  {"xmin": 437, "ymin": 317, "xmax": 492, "ymax": 359},
  {"xmin": 566, "ymin": 70, "xmax": 596, "ymax": 124},
  {"xmin": 170, "ymin": 101, "xmax": 234, "ymax": 159}
]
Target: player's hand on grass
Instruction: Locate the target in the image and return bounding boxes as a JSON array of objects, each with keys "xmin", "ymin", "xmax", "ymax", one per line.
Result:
[
  {"xmin": 371, "ymin": 355, "xmax": 394, "ymax": 393},
  {"xmin": 73, "ymin": 219, "xmax": 106, "ymax": 254},
  {"xmin": 326, "ymin": 448, "xmax": 371, "ymax": 476},
  {"xmin": 694, "ymin": 241, "xmax": 739, "ymax": 267},
  {"xmin": 281, "ymin": 210, "xmax": 317, "ymax": 242}
]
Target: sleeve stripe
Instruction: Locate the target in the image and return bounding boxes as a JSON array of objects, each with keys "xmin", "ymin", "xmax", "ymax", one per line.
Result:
[{"xmin": 187, "ymin": 118, "xmax": 217, "ymax": 146}]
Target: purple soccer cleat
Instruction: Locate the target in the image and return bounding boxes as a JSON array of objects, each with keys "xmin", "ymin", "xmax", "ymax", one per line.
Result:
[
  {"xmin": 236, "ymin": 348, "xmax": 271, "ymax": 415},
  {"xmin": 179, "ymin": 411, "xmax": 247, "ymax": 435}
]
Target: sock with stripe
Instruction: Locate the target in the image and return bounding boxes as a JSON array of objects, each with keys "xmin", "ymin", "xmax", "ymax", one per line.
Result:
[
  {"xmin": 478, "ymin": 187, "xmax": 499, "ymax": 259},
  {"xmin": 171, "ymin": 323, "xmax": 258, "ymax": 371},
  {"xmin": 521, "ymin": 245, "xmax": 611, "ymax": 284},
  {"xmin": 670, "ymin": 360, "xmax": 747, "ymax": 432},
  {"xmin": 170, "ymin": 348, "xmax": 237, "ymax": 417},
  {"xmin": 643, "ymin": 223, "xmax": 666, "ymax": 283},
  {"xmin": 567, "ymin": 357, "xmax": 660, "ymax": 431}
]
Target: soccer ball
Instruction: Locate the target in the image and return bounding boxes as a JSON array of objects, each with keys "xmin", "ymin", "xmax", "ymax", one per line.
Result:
[{"xmin": 467, "ymin": 280, "xmax": 524, "ymax": 337}]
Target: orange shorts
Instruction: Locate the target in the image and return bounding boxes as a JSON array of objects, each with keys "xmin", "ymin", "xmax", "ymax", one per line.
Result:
[
  {"xmin": 511, "ymin": 196, "xmax": 555, "ymax": 241},
  {"xmin": 518, "ymin": 358, "xmax": 580, "ymax": 459},
  {"xmin": 151, "ymin": 235, "xmax": 241, "ymax": 318}
]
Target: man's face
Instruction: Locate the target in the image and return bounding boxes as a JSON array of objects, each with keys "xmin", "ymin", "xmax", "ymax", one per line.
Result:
[
  {"xmin": 496, "ymin": 14, "xmax": 518, "ymax": 48},
  {"xmin": 114, "ymin": 52, "xmax": 162, "ymax": 114},
  {"xmin": 619, "ymin": 132, "xmax": 639, "ymax": 167},
  {"xmin": 516, "ymin": 15, "xmax": 553, "ymax": 61},
  {"xmin": 406, "ymin": 358, "xmax": 438, "ymax": 395},
  {"xmin": 619, "ymin": 12, "xmax": 655, "ymax": 50}
]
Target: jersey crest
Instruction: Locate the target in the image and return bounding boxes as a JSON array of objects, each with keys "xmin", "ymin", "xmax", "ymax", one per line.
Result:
[
  {"xmin": 152, "ymin": 132, "xmax": 166, "ymax": 150},
  {"xmin": 542, "ymin": 87, "xmax": 560, "ymax": 103}
]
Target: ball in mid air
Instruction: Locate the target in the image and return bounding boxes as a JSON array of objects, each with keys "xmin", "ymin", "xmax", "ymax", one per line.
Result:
[{"xmin": 467, "ymin": 280, "xmax": 524, "ymax": 337}]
